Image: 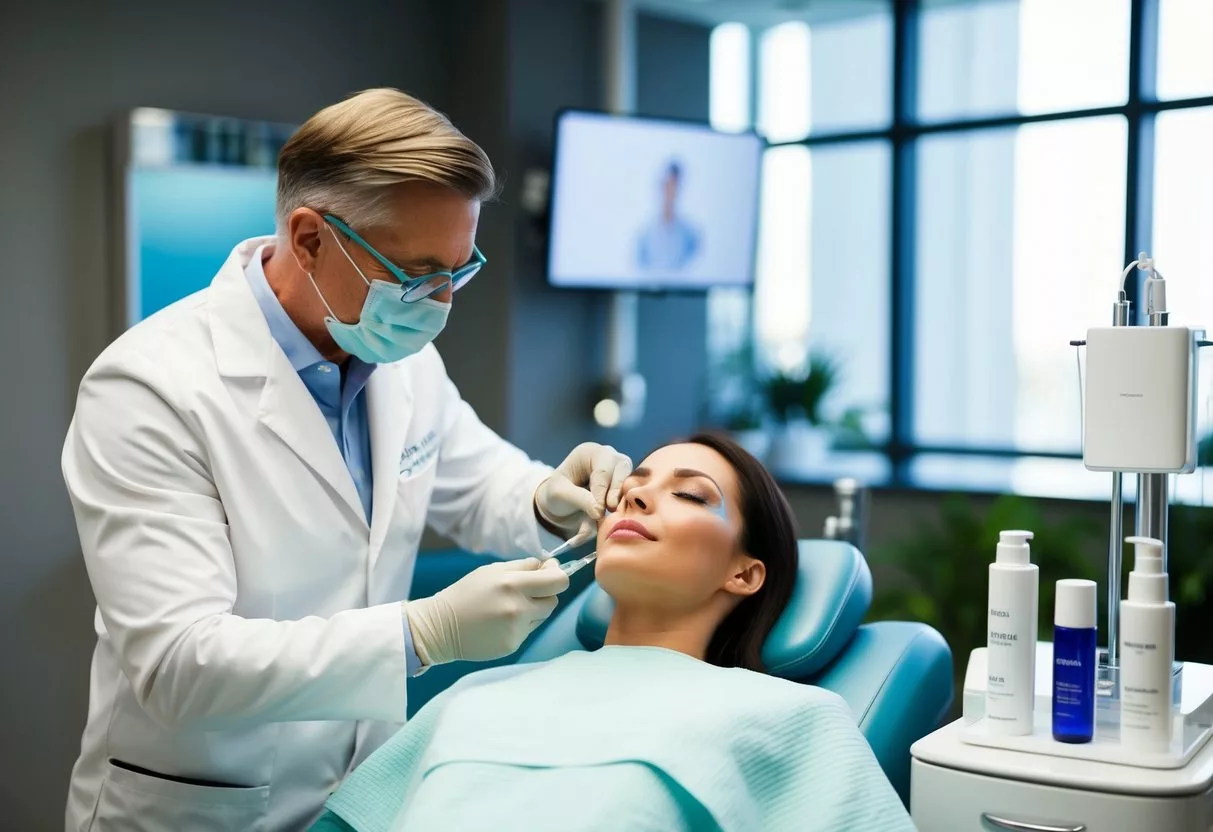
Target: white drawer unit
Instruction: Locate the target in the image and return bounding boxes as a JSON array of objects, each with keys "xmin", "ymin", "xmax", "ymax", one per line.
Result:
[{"xmin": 911, "ymin": 719, "xmax": 1213, "ymax": 831}]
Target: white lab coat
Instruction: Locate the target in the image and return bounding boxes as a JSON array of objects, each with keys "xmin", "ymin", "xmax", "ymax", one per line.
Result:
[{"xmin": 61, "ymin": 238, "xmax": 556, "ymax": 832}]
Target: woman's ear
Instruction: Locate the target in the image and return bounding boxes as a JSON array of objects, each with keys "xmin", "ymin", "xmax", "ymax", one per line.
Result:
[{"xmin": 724, "ymin": 555, "xmax": 766, "ymax": 598}]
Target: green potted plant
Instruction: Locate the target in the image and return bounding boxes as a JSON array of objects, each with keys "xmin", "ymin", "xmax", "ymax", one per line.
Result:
[
  {"xmin": 866, "ymin": 493, "xmax": 1101, "ymax": 719},
  {"xmin": 763, "ymin": 351, "xmax": 841, "ymax": 467},
  {"xmin": 719, "ymin": 398, "xmax": 770, "ymax": 459},
  {"xmin": 830, "ymin": 405, "xmax": 879, "ymax": 451}
]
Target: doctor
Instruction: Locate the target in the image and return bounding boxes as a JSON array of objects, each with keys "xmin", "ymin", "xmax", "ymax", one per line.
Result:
[{"xmin": 62, "ymin": 88, "xmax": 631, "ymax": 832}]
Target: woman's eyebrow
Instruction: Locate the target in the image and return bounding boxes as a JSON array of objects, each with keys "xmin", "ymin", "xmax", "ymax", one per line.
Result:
[{"xmin": 672, "ymin": 468, "xmax": 723, "ymax": 497}]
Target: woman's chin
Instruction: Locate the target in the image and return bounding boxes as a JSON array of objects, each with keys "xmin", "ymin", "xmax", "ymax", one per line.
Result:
[
  {"xmin": 594, "ymin": 541, "xmax": 654, "ymax": 571},
  {"xmin": 594, "ymin": 550, "xmax": 668, "ymax": 597}
]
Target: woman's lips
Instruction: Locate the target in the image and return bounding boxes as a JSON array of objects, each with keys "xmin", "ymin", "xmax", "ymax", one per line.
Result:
[{"xmin": 608, "ymin": 518, "xmax": 655, "ymax": 540}]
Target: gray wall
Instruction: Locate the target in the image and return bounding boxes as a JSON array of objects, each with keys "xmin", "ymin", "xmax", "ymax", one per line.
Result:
[
  {"xmin": 503, "ymin": 0, "xmax": 606, "ymax": 463},
  {"xmin": 431, "ymin": 0, "xmax": 514, "ymax": 431},
  {"xmin": 0, "ymin": 1, "xmax": 451, "ymax": 825},
  {"xmin": 504, "ymin": 4, "xmax": 714, "ymax": 467}
]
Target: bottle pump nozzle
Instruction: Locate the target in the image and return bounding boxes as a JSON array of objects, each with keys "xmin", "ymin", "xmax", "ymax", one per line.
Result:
[
  {"xmin": 996, "ymin": 530, "xmax": 1034, "ymax": 565},
  {"xmin": 1125, "ymin": 536, "xmax": 1168, "ymax": 604}
]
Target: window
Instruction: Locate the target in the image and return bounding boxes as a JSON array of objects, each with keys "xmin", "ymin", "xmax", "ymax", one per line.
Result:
[
  {"xmin": 918, "ymin": 0, "xmax": 1130, "ymax": 121},
  {"xmin": 1157, "ymin": 0, "xmax": 1213, "ymax": 101},
  {"xmin": 752, "ymin": 142, "xmax": 891, "ymax": 440},
  {"xmin": 914, "ymin": 118, "xmax": 1127, "ymax": 453},
  {"xmin": 706, "ymin": 0, "xmax": 1213, "ymax": 500}
]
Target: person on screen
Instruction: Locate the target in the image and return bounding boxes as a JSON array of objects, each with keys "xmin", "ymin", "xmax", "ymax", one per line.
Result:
[{"xmin": 636, "ymin": 160, "xmax": 701, "ymax": 272}]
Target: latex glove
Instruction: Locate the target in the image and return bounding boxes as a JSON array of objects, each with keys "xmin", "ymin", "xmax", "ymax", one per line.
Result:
[
  {"xmin": 534, "ymin": 442, "xmax": 633, "ymax": 543},
  {"xmin": 405, "ymin": 558, "xmax": 569, "ymax": 666}
]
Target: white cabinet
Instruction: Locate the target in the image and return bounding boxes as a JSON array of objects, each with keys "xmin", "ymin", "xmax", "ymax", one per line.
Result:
[
  {"xmin": 912, "ymin": 757, "xmax": 1212, "ymax": 831},
  {"xmin": 911, "ymin": 719, "xmax": 1213, "ymax": 831}
]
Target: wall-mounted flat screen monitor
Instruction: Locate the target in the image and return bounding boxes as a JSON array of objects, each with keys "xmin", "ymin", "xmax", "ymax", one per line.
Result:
[{"xmin": 547, "ymin": 109, "xmax": 763, "ymax": 292}]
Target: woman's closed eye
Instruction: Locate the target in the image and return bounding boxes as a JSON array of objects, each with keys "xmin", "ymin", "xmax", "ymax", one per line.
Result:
[{"xmin": 674, "ymin": 490, "xmax": 710, "ymax": 505}]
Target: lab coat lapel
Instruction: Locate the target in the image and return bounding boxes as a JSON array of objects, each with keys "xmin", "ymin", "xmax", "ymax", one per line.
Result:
[
  {"xmin": 257, "ymin": 352, "xmax": 367, "ymax": 524},
  {"xmin": 207, "ymin": 238, "xmax": 366, "ymax": 524},
  {"xmin": 366, "ymin": 366, "xmax": 413, "ymax": 566}
]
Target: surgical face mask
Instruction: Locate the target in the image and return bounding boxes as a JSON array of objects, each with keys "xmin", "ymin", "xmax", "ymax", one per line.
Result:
[{"xmin": 307, "ymin": 224, "xmax": 451, "ymax": 364}]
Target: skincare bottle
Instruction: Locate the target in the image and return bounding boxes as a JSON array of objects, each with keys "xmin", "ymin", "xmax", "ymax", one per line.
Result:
[
  {"xmin": 986, "ymin": 530, "xmax": 1039, "ymax": 735},
  {"xmin": 1120, "ymin": 536, "xmax": 1175, "ymax": 752},
  {"xmin": 1052, "ymin": 579, "xmax": 1097, "ymax": 743}
]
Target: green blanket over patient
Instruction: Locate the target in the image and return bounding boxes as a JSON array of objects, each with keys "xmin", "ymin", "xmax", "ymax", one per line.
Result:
[{"xmin": 318, "ymin": 646, "xmax": 914, "ymax": 831}]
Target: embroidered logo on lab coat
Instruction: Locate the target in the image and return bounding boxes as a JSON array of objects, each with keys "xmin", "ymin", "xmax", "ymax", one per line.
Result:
[{"xmin": 400, "ymin": 430, "xmax": 440, "ymax": 477}]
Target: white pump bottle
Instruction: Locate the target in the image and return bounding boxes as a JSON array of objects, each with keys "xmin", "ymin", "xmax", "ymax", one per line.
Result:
[
  {"xmin": 986, "ymin": 530, "xmax": 1039, "ymax": 735},
  {"xmin": 1120, "ymin": 536, "xmax": 1175, "ymax": 751}
]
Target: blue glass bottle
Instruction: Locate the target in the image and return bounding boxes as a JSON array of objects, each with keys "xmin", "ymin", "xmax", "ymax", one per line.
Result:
[{"xmin": 1053, "ymin": 579, "xmax": 1097, "ymax": 743}]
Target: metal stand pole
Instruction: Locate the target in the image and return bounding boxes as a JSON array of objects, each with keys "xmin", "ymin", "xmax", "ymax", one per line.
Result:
[
  {"xmin": 1108, "ymin": 473, "xmax": 1123, "ymax": 667},
  {"xmin": 1106, "ymin": 296, "xmax": 1131, "ymax": 668},
  {"xmin": 1136, "ymin": 307, "xmax": 1172, "ymax": 572}
]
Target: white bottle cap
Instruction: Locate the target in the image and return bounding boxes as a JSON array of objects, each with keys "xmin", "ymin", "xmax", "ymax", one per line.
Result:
[
  {"xmin": 996, "ymin": 530, "xmax": 1034, "ymax": 565},
  {"xmin": 1055, "ymin": 579, "xmax": 1097, "ymax": 629},
  {"xmin": 1126, "ymin": 536, "xmax": 1168, "ymax": 604}
]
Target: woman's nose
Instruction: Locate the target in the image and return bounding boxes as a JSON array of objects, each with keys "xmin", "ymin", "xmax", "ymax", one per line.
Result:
[{"xmin": 620, "ymin": 487, "xmax": 651, "ymax": 513}]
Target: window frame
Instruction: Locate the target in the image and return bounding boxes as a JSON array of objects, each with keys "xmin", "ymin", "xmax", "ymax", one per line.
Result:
[{"xmin": 744, "ymin": 0, "xmax": 1213, "ymax": 483}]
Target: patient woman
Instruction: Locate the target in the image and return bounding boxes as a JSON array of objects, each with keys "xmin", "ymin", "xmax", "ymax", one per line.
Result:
[{"xmin": 313, "ymin": 434, "xmax": 913, "ymax": 831}]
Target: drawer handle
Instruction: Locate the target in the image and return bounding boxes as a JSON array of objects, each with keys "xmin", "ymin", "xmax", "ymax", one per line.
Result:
[{"xmin": 981, "ymin": 814, "xmax": 1086, "ymax": 832}]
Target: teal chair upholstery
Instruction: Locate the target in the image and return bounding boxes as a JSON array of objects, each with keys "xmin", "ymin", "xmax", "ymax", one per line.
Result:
[{"xmin": 405, "ymin": 540, "xmax": 952, "ymax": 804}]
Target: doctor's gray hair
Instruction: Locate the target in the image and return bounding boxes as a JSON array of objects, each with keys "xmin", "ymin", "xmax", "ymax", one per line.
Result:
[{"xmin": 275, "ymin": 88, "xmax": 499, "ymax": 233}]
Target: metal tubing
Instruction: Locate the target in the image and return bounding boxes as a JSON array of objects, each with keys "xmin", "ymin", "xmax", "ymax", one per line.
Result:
[{"xmin": 1136, "ymin": 473, "xmax": 1170, "ymax": 572}]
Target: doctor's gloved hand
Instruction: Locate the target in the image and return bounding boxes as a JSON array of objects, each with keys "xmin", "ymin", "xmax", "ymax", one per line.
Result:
[
  {"xmin": 404, "ymin": 558, "xmax": 569, "ymax": 666},
  {"xmin": 534, "ymin": 442, "xmax": 633, "ymax": 544}
]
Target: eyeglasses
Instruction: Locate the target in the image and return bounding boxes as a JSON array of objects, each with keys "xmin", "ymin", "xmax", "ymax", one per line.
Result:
[{"xmin": 323, "ymin": 214, "xmax": 486, "ymax": 303}]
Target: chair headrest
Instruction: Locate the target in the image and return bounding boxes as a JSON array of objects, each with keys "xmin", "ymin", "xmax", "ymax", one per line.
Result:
[{"xmin": 576, "ymin": 539, "xmax": 873, "ymax": 679}]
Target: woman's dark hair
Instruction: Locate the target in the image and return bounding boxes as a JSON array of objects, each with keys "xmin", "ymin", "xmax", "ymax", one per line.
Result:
[{"xmin": 680, "ymin": 432, "xmax": 798, "ymax": 673}]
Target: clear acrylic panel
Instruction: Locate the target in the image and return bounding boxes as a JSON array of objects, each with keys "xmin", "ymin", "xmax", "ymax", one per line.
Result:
[
  {"xmin": 914, "ymin": 117, "xmax": 1127, "ymax": 452},
  {"xmin": 918, "ymin": 0, "xmax": 1130, "ymax": 122}
]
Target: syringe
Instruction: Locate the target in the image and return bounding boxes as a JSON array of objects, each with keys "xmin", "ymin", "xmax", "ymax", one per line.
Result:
[
  {"xmin": 559, "ymin": 552, "xmax": 598, "ymax": 577},
  {"xmin": 539, "ymin": 536, "xmax": 582, "ymax": 562}
]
